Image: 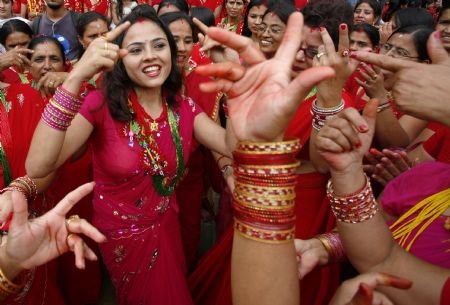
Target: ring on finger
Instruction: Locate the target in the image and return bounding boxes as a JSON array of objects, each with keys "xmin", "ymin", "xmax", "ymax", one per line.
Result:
[
  {"xmin": 316, "ymin": 52, "xmax": 325, "ymax": 60},
  {"xmin": 371, "ymin": 74, "xmax": 378, "ymax": 80},
  {"xmin": 66, "ymin": 214, "xmax": 80, "ymax": 226},
  {"xmin": 341, "ymin": 48, "xmax": 350, "ymax": 57},
  {"xmin": 104, "ymin": 41, "xmax": 108, "ymax": 51}
]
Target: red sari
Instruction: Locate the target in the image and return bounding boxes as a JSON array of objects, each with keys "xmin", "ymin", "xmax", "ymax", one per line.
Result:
[
  {"xmin": 216, "ymin": 17, "xmax": 244, "ymax": 35},
  {"xmin": 0, "ymin": 83, "xmax": 67, "ymax": 305},
  {"xmin": 1, "ymin": 69, "xmax": 31, "ymax": 86},
  {"xmin": 64, "ymin": 0, "xmax": 84, "ymax": 13},
  {"xmin": 176, "ymin": 60, "xmax": 221, "ymax": 269},
  {"xmin": 188, "ymin": 90, "xmax": 354, "ymax": 305},
  {"xmin": 189, "ymin": 0, "xmax": 224, "ymax": 12},
  {"xmin": 79, "ymin": 90, "xmax": 202, "ymax": 305}
]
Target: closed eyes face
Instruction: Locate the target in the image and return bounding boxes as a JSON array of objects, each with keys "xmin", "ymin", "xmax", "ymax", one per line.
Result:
[
  {"xmin": 122, "ymin": 21, "xmax": 172, "ymax": 90},
  {"xmin": 354, "ymin": 3, "xmax": 376, "ymax": 25}
]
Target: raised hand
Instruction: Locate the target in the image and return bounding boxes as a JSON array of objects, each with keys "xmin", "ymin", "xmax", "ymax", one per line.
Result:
[
  {"xmin": 351, "ymin": 31, "xmax": 450, "ymax": 127},
  {"xmin": 1, "ymin": 182, "xmax": 106, "ymax": 280},
  {"xmin": 355, "ymin": 62, "xmax": 387, "ymax": 102},
  {"xmin": 37, "ymin": 71, "xmax": 69, "ymax": 98},
  {"xmin": 330, "ymin": 272, "xmax": 412, "ymax": 305},
  {"xmin": 314, "ymin": 24, "xmax": 359, "ymax": 107},
  {"xmin": 315, "ymin": 100, "xmax": 378, "ymax": 173},
  {"xmin": 0, "ymin": 47, "xmax": 33, "ymax": 73},
  {"xmin": 70, "ymin": 21, "xmax": 131, "ymax": 83},
  {"xmin": 196, "ymin": 12, "xmax": 335, "ymax": 142}
]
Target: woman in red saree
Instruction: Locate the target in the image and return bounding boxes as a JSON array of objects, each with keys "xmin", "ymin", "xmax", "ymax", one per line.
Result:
[
  {"xmin": 216, "ymin": 0, "xmax": 244, "ymax": 35},
  {"xmin": 25, "ymin": 9, "xmax": 258, "ymax": 304},
  {"xmin": 84, "ymin": 0, "xmax": 111, "ymax": 18}
]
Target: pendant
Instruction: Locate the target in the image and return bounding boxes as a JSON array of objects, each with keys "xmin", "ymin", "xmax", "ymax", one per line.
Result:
[{"xmin": 150, "ymin": 122, "xmax": 159, "ymax": 132}]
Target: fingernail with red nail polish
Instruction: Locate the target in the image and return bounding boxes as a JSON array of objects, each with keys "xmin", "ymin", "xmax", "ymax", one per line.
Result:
[
  {"xmin": 320, "ymin": 27, "xmax": 325, "ymax": 32},
  {"xmin": 340, "ymin": 24, "xmax": 347, "ymax": 30},
  {"xmin": 355, "ymin": 142, "xmax": 362, "ymax": 149},
  {"xmin": 359, "ymin": 125, "xmax": 368, "ymax": 132},
  {"xmin": 350, "ymin": 52, "xmax": 358, "ymax": 59}
]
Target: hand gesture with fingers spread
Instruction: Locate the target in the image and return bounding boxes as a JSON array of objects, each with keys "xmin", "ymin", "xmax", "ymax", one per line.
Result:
[
  {"xmin": 315, "ymin": 24, "xmax": 359, "ymax": 106},
  {"xmin": 196, "ymin": 12, "xmax": 335, "ymax": 143},
  {"xmin": 2, "ymin": 182, "xmax": 106, "ymax": 276}
]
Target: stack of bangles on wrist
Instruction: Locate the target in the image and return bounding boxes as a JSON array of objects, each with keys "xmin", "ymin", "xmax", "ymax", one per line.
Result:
[
  {"xmin": 232, "ymin": 138, "xmax": 302, "ymax": 243},
  {"xmin": 311, "ymin": 99, "xmax": 344, "ymax": 131},
  {"xmin": 315, "ymin": 232, "xmax": 345, "ymax": 263},
  {"xmin": 326, "ymin": 174, "xmax": 378, "ymax": 223},
  {"xmin": 0, "ymin": 265, "xmax": 24, "ymax": 297},
  {"xmin": 0, "ymin": 175, "xmax": 37, "ymax": 202},
  {"xmin": 42, "ymin": 86, "xmax": 82, "ymax": 131}
]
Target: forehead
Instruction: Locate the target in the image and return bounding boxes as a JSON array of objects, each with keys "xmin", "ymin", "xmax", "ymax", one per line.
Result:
[
  {"xmin": 123, "ymin": 20, "xmax": 167, "ymax": 45},
  {"xmin": 168, "ymin": 19, "xmax": 192, "ymax": 35},
  {"xmin": 249, "ymin": 5, "xmax": 267, "ymax": 15},
  {"xmin": 388, "ymin": 32, "xmax": 413, "ymax": 45},
  {"xmin": 6, "ymin": 31, "xmax": 31, "ymax": 43},
  {"xmin": 350, "ymin": 30, "xmax": 370, "ymax": 41},
  {"xmin": 262, "ymin": 13, "xmax": 283, "ymax": 25},
  {"xmin": 31, "ymin": 41, "xmax": 63, "ymax": 59},
  {"xmin": 439, "ymin": 9, "xmax": 450, "ymax": 21},
  {"xmin": 356, "ymin": 3, "xmax": 373, "ymax": 11},
  {"xmin": 84, "ymin": 19, "xmax": 109, "ymax": 34}
]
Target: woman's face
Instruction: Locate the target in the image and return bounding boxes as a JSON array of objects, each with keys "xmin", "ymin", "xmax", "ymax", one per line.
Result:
[
  {"xmin": 0, "ymin": 0, "xmax": 13, "ymax": 20},
  {"xmin": 247, "ymin": 5, "xmax": 267, "ymax": 36},
  {"xmin": 381, "ymin": 33, "xmax": 419, "ymax": 89},
  {"xmin": 168, "ymin": 19, "xmax": 193, "ymax": 69},
  {"xmin": 78, "ymin": 19, "xmax": 109, "ymax": 49},
  {"xmin": 225, "ymin": 0, "xmax": 244, "ymax": 19},
  {"xmin": 30, "ymin": 42, "xmax": 65, "ymax": 81},
  {"xmin": 436, "ymin": 9, "xmax": 450, "ymax": 53},
  {"xmin": 259, "ymin": 13, "xmax": 286, "ymax": 58},
  {"xmin": 292, "ymin": 26, "xmax": 322, "ymax": 75},
  {"xmin": 350, "ymin": 30, "xmax": 374, "ymax": 52},
  {"xmin": 5, "ymin": 31, "xmax": 31, "ymax": 51},
  {"xmin": 354, "ymin": 3, "xmax": 376, "ymax": 25},
  {"xmin": 122, "ymin": 21, "xmax": 172, "ymax": 90},
  {"xmin": 157, "ymin": 4, "xmax": 180, "ymax": 16}
]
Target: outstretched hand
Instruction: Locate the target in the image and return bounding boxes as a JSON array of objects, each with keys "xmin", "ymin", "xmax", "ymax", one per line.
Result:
[
  {"xmin": 196, "ymin": 12, "xmax": 335, "ymax": 142},
  {"xmin": 1, "ymin": 182, "xmax": 106, "ymax": 279}
]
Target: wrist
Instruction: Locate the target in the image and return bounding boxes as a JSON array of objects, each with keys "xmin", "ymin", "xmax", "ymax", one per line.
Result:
[
  {"xmin": 330, "ymin": 163, "xmax": 365, "ymax": 196},
  {"xmin": 0, "ymin": 247, "xmax": 23, "ymax": 283}
]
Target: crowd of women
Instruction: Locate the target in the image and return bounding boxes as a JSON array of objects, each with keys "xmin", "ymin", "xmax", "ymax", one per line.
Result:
[{"xmin": 0, "ymin": 0, "xmax": 448, "ymax": 304}]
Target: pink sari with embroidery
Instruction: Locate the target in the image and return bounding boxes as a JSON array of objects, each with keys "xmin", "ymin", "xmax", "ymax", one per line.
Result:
[{"xmin": 79, "ymin": 90, "xmax": 201, "ymax": 305}]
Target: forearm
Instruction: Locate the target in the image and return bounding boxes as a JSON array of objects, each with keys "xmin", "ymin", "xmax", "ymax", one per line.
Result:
[
  {"xmin": 231, "ymin": 235, "xmax": 299, "ymax": 305},
  {"xmin": 375, "ymin": 107, "xmax": 410, "ymax": 148},
  {"xmin": 0, "ymin": 248, "xmax": 24, "ymax": 302}
]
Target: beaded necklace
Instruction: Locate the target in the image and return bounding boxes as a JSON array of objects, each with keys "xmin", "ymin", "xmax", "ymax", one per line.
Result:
[{"xmin": 125, "ymin": 92, "xmax": 184, "ymax": 196}]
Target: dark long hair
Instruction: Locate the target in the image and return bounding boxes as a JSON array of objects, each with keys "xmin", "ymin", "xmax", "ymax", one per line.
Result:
[
  {"xmin": 0, "ymin": 19, "xmax": 33, "ymax": 47},
  {"xmin": 242, "ymin": 0, "xmax": 266, "ymax": 37},
  {"xmin": 102, "ymin": 9, "xmax": 182, "ymax": 122},
  {"xmin": 354, "ymin": 0, "xmax": 382, "ymax": 23}
]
